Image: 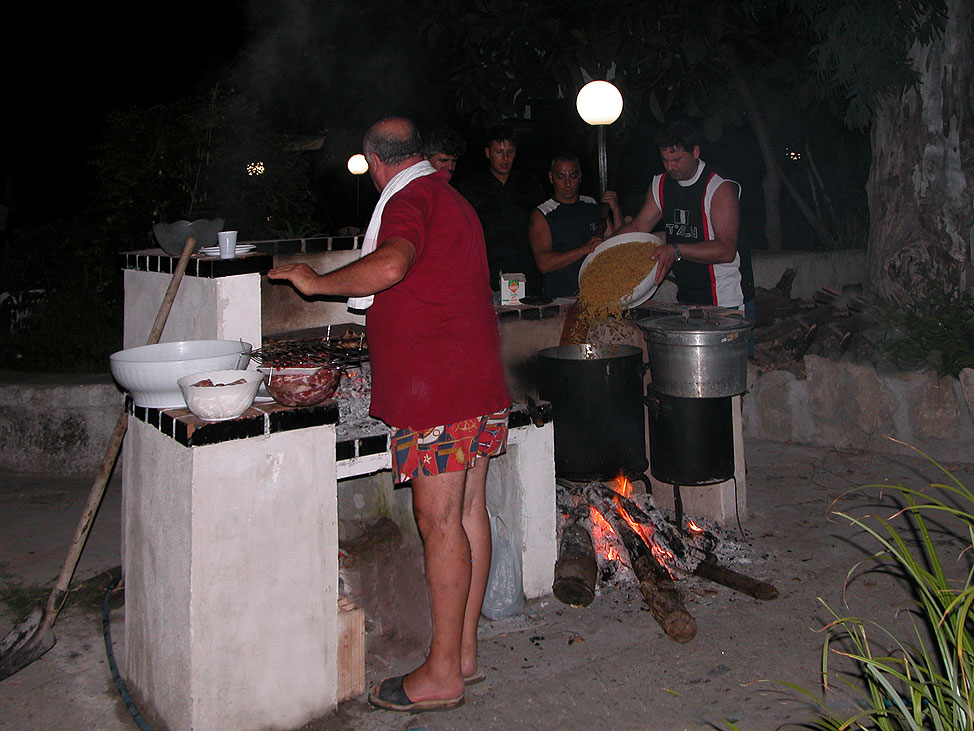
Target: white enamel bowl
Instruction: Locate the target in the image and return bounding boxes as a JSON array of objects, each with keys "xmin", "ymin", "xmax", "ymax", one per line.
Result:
[
  {"xmin": 109, "ymin": 339, "xmax": 253, "ymax": 408},
  {"xmin": 578, "ymin": 232, "xmax": 664, "ymax": 308},
  {"xmin": 177, "ymin": 369, "xmax": 263, "ymax": 421}
]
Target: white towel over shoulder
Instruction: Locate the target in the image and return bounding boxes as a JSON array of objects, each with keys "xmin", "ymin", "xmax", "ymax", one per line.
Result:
[{"xmin": 347, "ymin": 160, "xmax": 436, "ymax": 311}]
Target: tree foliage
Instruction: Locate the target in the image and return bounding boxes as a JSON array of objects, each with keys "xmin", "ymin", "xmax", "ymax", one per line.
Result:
[
  {"xmin": 90, "ymin": 87, "xmax": 318, "ymax": 248},
  {"xmin": 790, "ymin": 0, "xmax": 947, "ymax": 128},
  {"xmin": 421, "ymin": 0, "xmax": 946, "ymax": 133}
]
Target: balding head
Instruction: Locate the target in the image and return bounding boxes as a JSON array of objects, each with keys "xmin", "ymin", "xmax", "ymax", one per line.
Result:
[{"xmin": 363, "ymin": 118, "xmax": 423, "ymax": 166}]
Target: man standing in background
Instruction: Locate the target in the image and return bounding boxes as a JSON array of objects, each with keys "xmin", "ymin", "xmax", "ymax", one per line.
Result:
[
  {"xmin": 459, "ymin": 124, "xmax": 545, "ymax": 297},
  {"xmin": 529, "ymin": 154, "xmax": 622, "ymax": 298},
  {"xmin": 423, "ymin": 126, "xmax": 466, "ymax": 176}
]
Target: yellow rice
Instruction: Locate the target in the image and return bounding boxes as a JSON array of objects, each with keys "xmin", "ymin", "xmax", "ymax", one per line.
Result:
[{"xmin": 571, "ymin": 239, "xmax": 659, "ymax": 342}]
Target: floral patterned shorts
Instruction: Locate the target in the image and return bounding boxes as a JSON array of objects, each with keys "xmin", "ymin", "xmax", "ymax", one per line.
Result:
[{"xmin": 390, "ymin": 408, "xmax": 510, "ymax": 483}]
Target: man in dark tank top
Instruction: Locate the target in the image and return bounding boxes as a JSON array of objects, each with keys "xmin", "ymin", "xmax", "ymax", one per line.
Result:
[
  {"xmin": 614, "ymin": 121, "xmax": 754, "ymax": 311},
  {"xmin": 528, "ymin": 154, "xmax": 622, "ymax": 299}
]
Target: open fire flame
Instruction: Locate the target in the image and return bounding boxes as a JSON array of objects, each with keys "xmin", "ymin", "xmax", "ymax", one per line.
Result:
[
  {"xmin": 588, "ymin": 471, "xmax": 678, "ymax": 575},
  {"xmin": 588, "ymin": 505, "xmax": 621, "ymax": 563}
]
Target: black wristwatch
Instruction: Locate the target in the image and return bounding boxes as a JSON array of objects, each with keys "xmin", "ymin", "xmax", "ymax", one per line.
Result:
[{"xmin": 672, "ymin": 243, "xmax": 682, "ymax": 262}]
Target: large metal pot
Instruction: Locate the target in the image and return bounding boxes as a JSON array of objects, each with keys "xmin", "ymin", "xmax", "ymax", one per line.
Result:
[
  {"xmin": 647, "ymin": 389, "xmax": 734, "ymax": 485},
  {"xmin": 637, "ymin": 311, "xmax": 752, "ymax": 398},
  {"xmin": 538, "ymin": 344, "xmax": 648, "ymax": 481}
]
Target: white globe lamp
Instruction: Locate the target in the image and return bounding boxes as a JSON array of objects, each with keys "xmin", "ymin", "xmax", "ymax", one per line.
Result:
[
  {"xmin": 347, "ymin": 154, "xmax": 369, "ymax": 175},
  {"xmin": 576, "ymin": 80, "xmax": 623, "ymax": 193}
]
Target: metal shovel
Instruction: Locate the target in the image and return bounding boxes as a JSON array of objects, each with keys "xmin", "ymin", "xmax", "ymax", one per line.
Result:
[{"xmin": 0, "ymin": 235, "xmax": 198, "ymax": 681}]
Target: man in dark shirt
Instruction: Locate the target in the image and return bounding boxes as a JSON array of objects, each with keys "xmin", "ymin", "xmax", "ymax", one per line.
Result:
[
  {"xmin": 616, "ymin": 121, "xmax": 754, "ymax": 310},
  {"xmin": 423, "ymin": 125, "xmax": 466, "ymax": 176},
  {"xmin": 458, "ymin": 125, "xmax": 545, "ymax": 297},
  {"xmin": 529, "ymin": 154, "xmax": 622, "ymax": 298}
]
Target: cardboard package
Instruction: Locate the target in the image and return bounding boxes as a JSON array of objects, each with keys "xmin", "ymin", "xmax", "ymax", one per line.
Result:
[{"xmin": 499, "ymin": 272, "xmax": 526, "ymax": 304}]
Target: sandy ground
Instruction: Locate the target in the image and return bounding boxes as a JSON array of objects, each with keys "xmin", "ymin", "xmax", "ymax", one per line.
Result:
[{"xmin": 2, "ymin": 439, "xmax": 973, "ymax": 731}]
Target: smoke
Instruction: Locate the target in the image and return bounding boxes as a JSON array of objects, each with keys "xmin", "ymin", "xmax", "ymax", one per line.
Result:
[{"xmin": 229, "ymin": 0, "xmax": 437, "ymax": 166}]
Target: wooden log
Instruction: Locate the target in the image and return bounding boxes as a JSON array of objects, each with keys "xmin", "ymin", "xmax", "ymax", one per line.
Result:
[
  {"xmin": 693, "ymin": 557, "xmax": 779, "ymax": 601},
  {"xmin": 600, "ymin": 503, "xmax": 697, "ymax": 643},
  {"xmin": 337, "ymin": 597, "xmax": 365, "ymax": 701},
  {"xmin": 552, "ymin": 519, "xmax": 597, "ymax": 607}
]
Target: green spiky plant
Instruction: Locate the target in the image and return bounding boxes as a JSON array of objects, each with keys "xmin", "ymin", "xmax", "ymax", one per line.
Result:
[{"xmin": 776, "ymin": 443, "xmax": 974, "ymax": 730}]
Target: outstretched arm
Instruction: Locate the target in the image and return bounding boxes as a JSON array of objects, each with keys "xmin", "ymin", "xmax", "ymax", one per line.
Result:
[
  {"xmin": 613, "ymin": 186, "xmax": 663, "ymax": 236},
  {"xmin": 528, "ymin": 209, "xmax": 600, "ymax": 274},
  {"xmin": 268, "ymin": 238, "xmax": 416, "ymax": 297}
]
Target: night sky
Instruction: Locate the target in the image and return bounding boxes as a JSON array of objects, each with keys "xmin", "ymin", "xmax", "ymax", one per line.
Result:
[
  {"xmin": 1, "ymin": 2, "xmax": 248, "ymax": 222},
  {"xmin": 1, "ymin": 2, "xmax": 862, "ymax": 248},
  {"xmin": 0, "ymin": 1, "xmax": 481, "ymax": 233}
]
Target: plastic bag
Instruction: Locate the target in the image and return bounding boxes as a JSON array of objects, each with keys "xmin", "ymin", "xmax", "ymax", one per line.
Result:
[{"xmin": 481, "ymin": 512, "xmax": 525, "ymax": 619}]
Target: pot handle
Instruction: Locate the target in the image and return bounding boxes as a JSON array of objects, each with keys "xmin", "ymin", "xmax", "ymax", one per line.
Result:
[
  {"xmin": 644, "ymin": 391, "xmax": 660, "ymax": 416},
  {"xmin": 640, "ymin": 325, "xmax": 669, "ymax": 338}
]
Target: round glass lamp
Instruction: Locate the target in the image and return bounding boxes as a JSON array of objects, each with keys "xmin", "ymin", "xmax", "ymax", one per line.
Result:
[
  {"xmin": 347, "ymin": 154, "xmax": 369, "ymax": 175},
  {"xmin": 575, "ymin": 80, "xmax": 623, "ymax": 193}
]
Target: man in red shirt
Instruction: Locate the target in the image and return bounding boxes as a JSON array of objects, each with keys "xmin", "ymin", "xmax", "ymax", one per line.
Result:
[{"xmin": 269, "ymin": 117, "xmax": 510, "ymax": 712}]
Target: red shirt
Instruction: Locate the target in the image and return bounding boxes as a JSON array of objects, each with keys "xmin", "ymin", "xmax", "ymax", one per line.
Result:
[{"xmin": 367, "ymin": 170, "xmax": 511, "ymax": 429}]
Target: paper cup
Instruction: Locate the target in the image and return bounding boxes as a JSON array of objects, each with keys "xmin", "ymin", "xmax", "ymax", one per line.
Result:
[{"xmin": 217, "ymin": 230, "xmax": 238, "ymax": 259}]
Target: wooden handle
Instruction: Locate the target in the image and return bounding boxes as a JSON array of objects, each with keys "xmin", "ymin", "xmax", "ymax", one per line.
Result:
[
  {"xmin": 45, "ymin": 234, "xmax": 198, "ymax": 620},
  {"xmin": 147, "ymin": 235, "xmax": 196, "ymax": 345}
]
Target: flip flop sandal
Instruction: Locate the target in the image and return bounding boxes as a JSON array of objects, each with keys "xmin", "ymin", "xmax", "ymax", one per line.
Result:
[
  {"xmin": 368, "ymin": 675, "xmax": 465, "ymax": 712},
  {"xmin": 463, "ymin": 669, "xmax": 486, "ymax": 685}
]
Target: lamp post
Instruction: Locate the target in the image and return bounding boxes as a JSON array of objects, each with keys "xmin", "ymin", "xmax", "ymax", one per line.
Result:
[
  {"xmin": 347, "ymin": 154, "xmax": 369, "ymax": 229},
  {"xmin": 575, "ymin": 80, "xmax": 623, "ymax": 194}
]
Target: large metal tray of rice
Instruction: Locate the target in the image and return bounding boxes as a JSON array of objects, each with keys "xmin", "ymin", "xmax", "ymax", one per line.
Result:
[{"xmin": 578, "ymin": 232, "xmax": 663, "ymax": 309}]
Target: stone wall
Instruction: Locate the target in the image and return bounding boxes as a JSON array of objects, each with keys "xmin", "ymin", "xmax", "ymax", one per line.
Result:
[
  {"xmin": 0, "ymin": 370, "xmax": 123, "ymax": 476},
  {"xmin": 745, "ymin": 357, "xmax": 974, "ymax": 462}
]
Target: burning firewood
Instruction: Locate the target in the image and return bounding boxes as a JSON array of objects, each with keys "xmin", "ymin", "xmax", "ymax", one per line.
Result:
[
  {"xmin": 552, "ymin": 506, "xmax": 597, "ymax": 607},
  {"xmin": 603, "ymin": 503, "xmax": 697, "ymax": 643},
  {"xmin": 606, "ymin": 485, "xmax": 778, "ymax": 601},
  {"xmin": 583, "ymin": 487, "xmax": 697, "ymax": 643},
  {"xmin": 554, "ymin": 475, "xmax": 777, "ymax": 643}
]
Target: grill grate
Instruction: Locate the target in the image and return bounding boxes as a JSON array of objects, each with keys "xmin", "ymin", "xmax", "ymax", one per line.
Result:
[{"xmin": 253, "ymin": 330, "xmax": 368, "ymax": 368}]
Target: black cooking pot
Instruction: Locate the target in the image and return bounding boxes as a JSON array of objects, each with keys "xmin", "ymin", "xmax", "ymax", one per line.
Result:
[
  {"xmin": 646, "ymin": 388, "xmax": 734, "ymax": 485},
  {"xmin": 538, "ymin": 344, "xmax": 648, "ymax": 481}
]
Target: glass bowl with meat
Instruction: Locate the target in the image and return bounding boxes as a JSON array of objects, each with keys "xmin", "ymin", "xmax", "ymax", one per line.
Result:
[{"xmin": 258, "ymin": 365, "xmax": 342, "ymax": 407}]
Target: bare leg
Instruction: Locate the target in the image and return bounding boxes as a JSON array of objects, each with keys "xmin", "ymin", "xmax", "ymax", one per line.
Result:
[
  {"xmin": 460, "ymin": 456, "xmax": 491, "ymax": 678},
  {"xmin": 402, "ymin": 469, "xmax": 468, "ymax": 703}
]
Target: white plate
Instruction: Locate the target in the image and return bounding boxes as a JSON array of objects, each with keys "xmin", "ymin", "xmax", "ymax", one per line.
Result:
[
  {"xmin": 578, "ymin": 232, "xmax": 663, "ymax": 308},
  {"xmin": 253, "ymin": 382, "xmax": 275, "ymax": 403},
  {"xmin": 199, "ymin": 244, "xmax": 256, "ymax": 256}
]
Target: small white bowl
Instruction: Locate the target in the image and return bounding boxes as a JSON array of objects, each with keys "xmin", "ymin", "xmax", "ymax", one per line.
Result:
[
  {"xmin": 110, "ymin": 339, "xmax": 253, "ymax": 408},
  {"xmin": 177, "ymin": 370, "xmax": 263, "ymax": 421}
]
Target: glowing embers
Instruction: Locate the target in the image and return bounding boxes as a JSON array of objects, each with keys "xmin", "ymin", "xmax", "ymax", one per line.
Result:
[
  {"xmin": 588, "ymin": 505, "xmax": 622, "ymax": 564},
  {"xmin": 554, "ymin": 476, "xmax": 779, "ymax": 643}
]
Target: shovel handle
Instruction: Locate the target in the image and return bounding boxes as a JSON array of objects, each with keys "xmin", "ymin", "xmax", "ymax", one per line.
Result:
[
  {"xmin": 45, "ymin": 234, "xmax": 198, "ymax": 621},
  {"xmin": 147, "ymin": 236, "xmax": 196, "ymax": 345},
  {"xmin": 45, "ymin": 411, "xmax": 128, "ymax": 618}
]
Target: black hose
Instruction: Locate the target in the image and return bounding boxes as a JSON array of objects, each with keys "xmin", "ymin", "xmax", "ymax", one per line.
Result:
[{"xmin": 102, "ymin": 575, "xmax": 151, "ymax": 730}]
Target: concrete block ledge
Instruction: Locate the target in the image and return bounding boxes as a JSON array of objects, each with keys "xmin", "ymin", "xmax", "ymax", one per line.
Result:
[
  {"xmin": 0, "ymin": 370, "xmax": 124, "ymax": 477},
  {"xmin": 743, "ymin": 357, "xmax": 974, "ymax": 463},
  {"xmin": 3, "ymin": 359, "xmax": 972, "ymax": 477}
]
